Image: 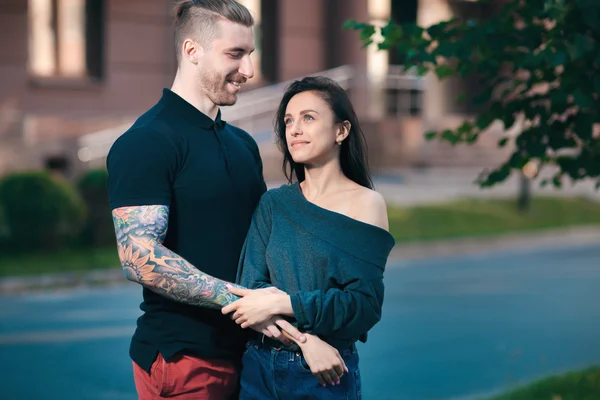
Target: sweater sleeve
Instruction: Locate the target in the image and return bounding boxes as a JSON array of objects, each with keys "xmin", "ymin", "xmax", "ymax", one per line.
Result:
[
  {"xmin": 236, "ymin": 193, "xmax": 273, "ymax": 289},
  {"xmin": 289, "ymin": 265, "xmax": 384, "ymax": 340}
]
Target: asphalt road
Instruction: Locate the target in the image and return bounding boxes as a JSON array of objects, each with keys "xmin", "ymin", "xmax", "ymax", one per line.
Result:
[{"xmin": 1, "ymin": 242, "xmax": 599, "ymax": 400}]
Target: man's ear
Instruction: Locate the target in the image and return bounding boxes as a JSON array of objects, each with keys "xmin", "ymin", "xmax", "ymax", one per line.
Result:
[{"xmin": 182, "ymin": 39, "xmax": 201, "ymax": 64}]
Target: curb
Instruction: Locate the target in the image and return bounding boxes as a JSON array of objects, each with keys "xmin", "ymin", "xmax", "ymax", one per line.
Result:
[
  {"xmin": 0, "ymin": 268, "xmax": 125, "ymax": 296},
  {"xmin": 2, "ymin": 226, "xmax": 600, "ymax": 295}
]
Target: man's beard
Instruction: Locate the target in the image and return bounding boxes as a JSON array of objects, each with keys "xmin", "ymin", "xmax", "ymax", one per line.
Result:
[{"xmin": 199, "ymin": 69, "xmax": 246, "ymax": 107}]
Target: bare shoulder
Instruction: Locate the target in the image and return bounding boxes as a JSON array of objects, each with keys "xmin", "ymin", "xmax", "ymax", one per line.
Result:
[{"xmin": 350, "ymin": 187, "xmax": 389, "ymax": 231}]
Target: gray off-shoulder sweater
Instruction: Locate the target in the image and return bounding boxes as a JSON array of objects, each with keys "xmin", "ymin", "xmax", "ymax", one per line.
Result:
[{"xmin": 236, "ymin": 182, "xmax": 396, "ymax": 347}]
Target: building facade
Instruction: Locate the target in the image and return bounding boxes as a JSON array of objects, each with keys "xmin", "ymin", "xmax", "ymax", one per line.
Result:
[{"xmin": 0, "ymin": 0, "xmax": 509, "ymax": 182}]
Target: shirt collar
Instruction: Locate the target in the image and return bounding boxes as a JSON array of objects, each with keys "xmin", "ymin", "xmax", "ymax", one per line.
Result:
[{"xmin": 159, "ymin": 88, "xmax": 227, "ymax": 130}]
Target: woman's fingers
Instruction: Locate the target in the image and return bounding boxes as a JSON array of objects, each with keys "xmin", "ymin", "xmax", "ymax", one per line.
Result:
[
  {"xmin": 265, "ymin": 324, "xmax": 281, "ymax": 338},
  {"xmin": 261, "ymin": 328, "xmax": 273, "ymax": 337}
]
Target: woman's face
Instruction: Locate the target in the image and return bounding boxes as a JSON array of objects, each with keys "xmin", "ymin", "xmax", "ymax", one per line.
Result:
[{"xmin": 284, "ymin": 91, "xmax": 348, "ymax": 166}]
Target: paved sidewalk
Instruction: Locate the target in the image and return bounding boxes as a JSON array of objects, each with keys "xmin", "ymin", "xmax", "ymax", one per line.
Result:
[{"xmin": 388, "ymin": 226, "xmax": 600, "ymax": 262}]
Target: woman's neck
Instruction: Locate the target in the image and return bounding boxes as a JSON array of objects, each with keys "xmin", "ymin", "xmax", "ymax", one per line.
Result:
[{"xmin": 300, "ymin": 160, "xmax": 348, "ymax": 201}]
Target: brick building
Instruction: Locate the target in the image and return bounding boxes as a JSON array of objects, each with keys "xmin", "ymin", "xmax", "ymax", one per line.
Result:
[{"xmin": 0, "ymin": 0, "xmax": 510, "ymax": 182}]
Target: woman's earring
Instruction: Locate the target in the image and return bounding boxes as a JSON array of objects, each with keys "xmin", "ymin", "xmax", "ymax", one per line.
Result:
[{"xmin": 337, "ymin": 141, "xmax": 342, "ymax": 146}]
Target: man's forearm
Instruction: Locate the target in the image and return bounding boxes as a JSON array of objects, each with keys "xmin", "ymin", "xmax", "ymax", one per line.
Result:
[
  {"xmin": 121, "ymin": 237, "xmax": 242, "ymax": 308},
  {"xmin": 112, "ymin": 205, "xmax": 242, "ymax": 309}
]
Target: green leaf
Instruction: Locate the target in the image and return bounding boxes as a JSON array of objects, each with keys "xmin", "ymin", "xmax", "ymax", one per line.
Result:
[
  {"xmin": 594, "ymin": 76, "xmax": 600, "ymax": 94},
  {"xmin": 435, "ymin": 41, "xmax": 457, "ymax": 58},
  {"xmin": 541, "ymin": 179, "xmax": 549, "ymax": 188},
  {"xmin": 457, "ymin": 93, "xmax": 468, "ymax": 104},
  {"xmin": 405, "ymin": 49, "xmax": 418, "ymax": 61},
  {"xmin": 380, "ymin": 20, "xmax": 403, "ymax": 42},
  {"xmin": 508, "ymin": 152, "xmax": 527, "ymax": 169},
  {"xmin": 426, "ymin": 22, "xmax": 445, "ymax": 38},
  {"xmin": 465, "ymin": 132, "xmax": 479, "ymax": 144},
  {"xmin": 574, "ymin": 113, "xmax": 595, "ymax": 141},
  {"xmin": 582, "ymin": 11, "xmax": 600, "ymax": 33},
  {"xmin": 473, "ymin": 86, "xmax": 493, "ymax": 105},
  {"xmin": 418, "ymin": 51, "xmax": 437, "ymax": 64},
  {"xmin": 343, "ymin": 20, "xmax": 359, "ymax": 30},
  {"xmin": 441, "ymin": 129, "xmax": 456, "ymax": 142},
  {"xmin": 552, "ymin": 174, "xmax": 563, "ymax": 188},
  {"xmin": 550, "ymin": 88, "xmax": 569, "ymax": 108},
  {"xmin": 378, "ymin": 40, "xmax": 392, "ymax": 51},
  {"xmin": 575, "ymin": 0, "xmax": 600, "ymax": 7},
  {"xmin": 567, "ymin": 33, "xmax": 594, "ymax": 61},
  {"xmin": 359, "ymin": 25, "xmax": 376, "ymax": 42},
  {"xmin": 476, "ymin": 112, "xmax": 496, "ymax": 131},
  {"xmin": 457, "ymin": 122, "xmax": 474, "ymax": 134},
  {"xmin": 573, "ymin": 88, "xmax": 594, "ymax": 109},
  {"xmin": 424, "ymin": 131, "xmax": 438, "ymax": 140},
  {"xmin": 434, "ymin": 64, "xmax": 455, "ymax": 79},
  {"xmin": 479, "ymin": 164, "xmax": 511, "ymax": 187},
  {"xmin": 498, "ymin": 137, "xmax": 509, "ymax": 147},
  {"xmin": 417, "ymin": 65, "xmax": 429, "ymax": 76},
  {"xmin": 552, "ymin": 50, "xmax": 567, "ymax": 67}
]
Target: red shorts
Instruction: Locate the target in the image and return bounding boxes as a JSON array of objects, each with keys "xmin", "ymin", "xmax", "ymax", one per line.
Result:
[{"xmin": 132, "ymin": 353, "xmax": 239, "ymax": 399}]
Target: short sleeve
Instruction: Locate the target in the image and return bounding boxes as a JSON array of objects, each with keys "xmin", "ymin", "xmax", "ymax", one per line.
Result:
[{"xmin": 106, "ymin": 127, "xmax": 177, "ymax": 210}]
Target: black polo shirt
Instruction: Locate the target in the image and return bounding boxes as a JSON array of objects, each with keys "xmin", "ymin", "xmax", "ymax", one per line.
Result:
[{"xmin": 106, "ymin": 88, "xmax": 266, "ymax": 372}]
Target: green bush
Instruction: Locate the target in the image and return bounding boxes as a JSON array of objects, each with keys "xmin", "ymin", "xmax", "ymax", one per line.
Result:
[
  {"xmin": 0, "ymin": 171, "xmax": 86, "ymax": 252},
  {"xmin": 0, "ymin": 202, "xmax": 7, "ymax": 250},
  {"xmin": 77, "ymin": 168, "xmax": 115, "ymax": 247}
]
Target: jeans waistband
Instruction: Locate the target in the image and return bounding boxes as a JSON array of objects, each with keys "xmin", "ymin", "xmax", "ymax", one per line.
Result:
[{"xmin": 254, "ymin": 334, "xmax": 356, "ymax": 356}]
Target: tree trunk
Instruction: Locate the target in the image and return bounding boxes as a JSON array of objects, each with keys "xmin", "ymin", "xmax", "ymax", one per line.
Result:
[{"xmin": 517, "ymin": 171, "xmax": 531, "ymax": 212}]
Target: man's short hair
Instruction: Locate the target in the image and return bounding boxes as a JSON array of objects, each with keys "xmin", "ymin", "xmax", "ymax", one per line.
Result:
[{"xmin": 173, "ymin": 0, "xmax": 254, "ymax": 63}]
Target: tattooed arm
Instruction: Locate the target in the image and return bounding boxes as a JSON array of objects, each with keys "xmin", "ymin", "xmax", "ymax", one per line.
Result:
[{"xmin": 112, "ymin": 205, "xmax": 242, "ymax": 309}]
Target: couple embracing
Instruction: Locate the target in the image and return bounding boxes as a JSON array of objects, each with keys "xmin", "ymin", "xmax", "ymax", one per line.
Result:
[{"xmin": 107, "ymin": 1, "xmax": 394, "ymax": 399}]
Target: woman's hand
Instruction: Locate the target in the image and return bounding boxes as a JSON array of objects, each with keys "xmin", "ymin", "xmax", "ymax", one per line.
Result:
[
  {"xmin": 222, "ymin": 286, "xmax": 285, "ymax": 327},
  {"xmin": 296, "ymin": 333, "xmax": 349, "ymax": 387}
]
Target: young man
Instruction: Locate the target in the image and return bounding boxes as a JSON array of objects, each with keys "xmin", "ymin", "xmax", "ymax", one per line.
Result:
[{"xmin": 107, "ymin": 1, "xmax": 302, "ymax": 398}]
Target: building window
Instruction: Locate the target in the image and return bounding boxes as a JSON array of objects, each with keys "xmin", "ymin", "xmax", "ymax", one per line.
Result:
[
  {"xmin": 28, "ymin": 0, "xmax": 104, "ymax": 80},
  {"xmin": 236, "ymin": 0, "xmax": 263, "ymax": 82}
]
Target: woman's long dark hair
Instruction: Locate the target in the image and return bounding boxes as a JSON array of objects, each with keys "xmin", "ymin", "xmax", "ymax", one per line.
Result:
[{"xmin": 274, "ymin": 76, "xmax": 373, "ymax": 189}]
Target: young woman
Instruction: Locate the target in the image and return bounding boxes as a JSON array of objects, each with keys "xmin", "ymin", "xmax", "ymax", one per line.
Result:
[{"xmin": 222, "ymin": 76, "xmax": 395, "ymax": 399}]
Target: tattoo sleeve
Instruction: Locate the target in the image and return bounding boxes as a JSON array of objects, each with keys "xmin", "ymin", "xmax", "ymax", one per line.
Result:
[{"xmin": 112, "ymin": 205, "xmax": 244, "ymax": 309}]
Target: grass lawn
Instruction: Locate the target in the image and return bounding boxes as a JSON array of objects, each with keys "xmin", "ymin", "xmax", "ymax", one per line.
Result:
[
  {"xmin": 1, "ymin": 196, "xmax": 599, "ymax": 277},
  {"xmin": 388, "ymin": 196, "xmax": 600, "ymax": 243},
  {"xmin": 0, "ymin": 246, "xmax": 119, "ymax": 277},
  {"xmin": 487, "ymin": 365, "xmax": 600, "ymax": 400}
]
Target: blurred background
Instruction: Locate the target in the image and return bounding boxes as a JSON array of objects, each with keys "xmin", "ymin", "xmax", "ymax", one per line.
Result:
[{"xmin": 0, "ymin": 0, "xmax": 599, "ymax": 399}]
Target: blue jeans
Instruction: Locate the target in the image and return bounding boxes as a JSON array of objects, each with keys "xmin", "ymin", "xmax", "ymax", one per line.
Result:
[{"xmin": 239, "ymin": 339, "xmax": 362, "ymax": 400}]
